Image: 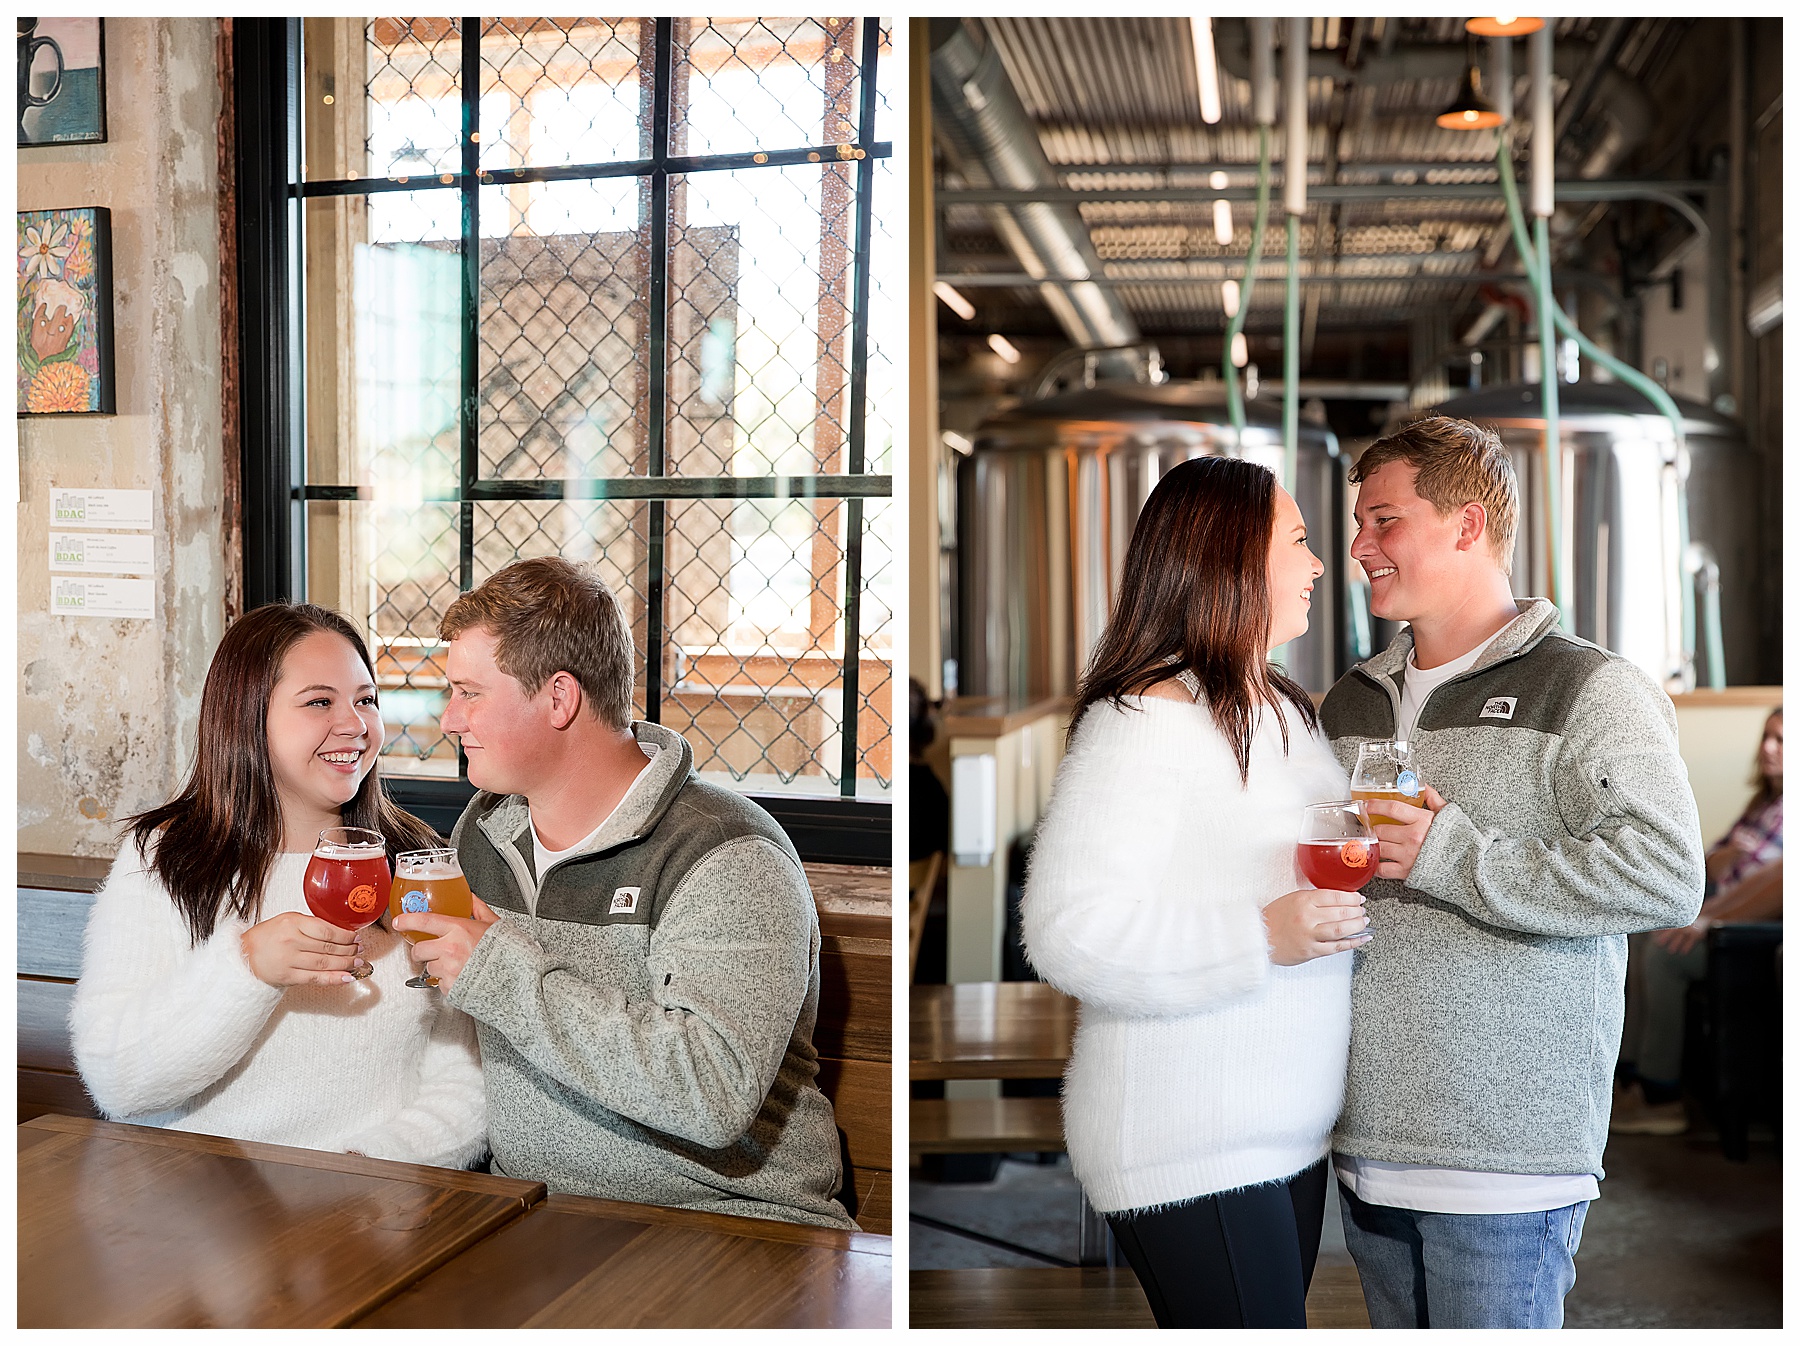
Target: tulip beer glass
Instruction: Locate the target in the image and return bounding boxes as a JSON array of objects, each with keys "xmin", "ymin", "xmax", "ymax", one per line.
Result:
[
  {"xmin": 303, "ymin": 827, "xmax": 391, "ymax": 979},
  {"xmin": 1351, "ymin": 740, "xmax": 1423, "ymax": 826},
  {"xmin": 1297, "ymin": 801, "xmax": 1381, "ymax": 891},
  {"xmin": 389, "ymin": 848, "xmax": 474, "ymax": 989}
]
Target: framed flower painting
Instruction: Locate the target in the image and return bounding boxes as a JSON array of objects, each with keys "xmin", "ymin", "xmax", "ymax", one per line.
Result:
[{"xmin": 18, "ymin": 206, "xmax": 114, "ymax": 414}]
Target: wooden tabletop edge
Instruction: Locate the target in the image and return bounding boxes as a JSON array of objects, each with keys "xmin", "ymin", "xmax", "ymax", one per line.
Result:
[
  {"xmin": 541, "ymin": 1190, "xmax": 894, "ymax": 1252},
  {"xmin": 20, "ymin": 1115, "xmax": 545, "ymax": 1201}
]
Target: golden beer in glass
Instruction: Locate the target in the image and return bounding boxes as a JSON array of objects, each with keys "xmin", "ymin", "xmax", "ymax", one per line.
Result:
[
  {"xmin": 389, "ymin": 848, "xmax": 474, "ymax": 989},
  {"xmin": 1350, "ymin": 740, "xmax": 1423, "ymax": 826}
]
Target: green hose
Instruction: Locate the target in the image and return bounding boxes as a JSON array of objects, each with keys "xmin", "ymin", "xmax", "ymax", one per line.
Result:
[
  {"xmin": 1284, "ymin": 216, "xmax": 1300, "ymax": 487},
  {"xmin": 1493, "ymin": 134, "xmax": 1686, "ymax": 434},
  {"xmin": 1494, "ymin": 131, "xmax": 1705, "ymax": 680},
  {"xmin": 1224, "ymin": 124, "xmax": 1273, "ymax": 445}
]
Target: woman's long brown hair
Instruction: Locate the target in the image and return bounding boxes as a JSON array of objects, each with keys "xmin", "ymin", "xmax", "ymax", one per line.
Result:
[
  {"xmin": 1749, "ymin": 708, "xmax": 1783, "ymax": 805},
  {"xmin": 126, "ymin": 603, "xmax": 442, "ymax": 944},
  {"xmin": 1071, "ymin": 456, "xmax": 1318, "ymax": 783}
]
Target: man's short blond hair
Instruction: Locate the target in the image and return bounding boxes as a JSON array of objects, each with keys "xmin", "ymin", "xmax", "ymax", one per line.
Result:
[
  {"xmin": 439, "ymin": 557, "xmax": 636, "ymax": 730},
  {"xmin": 1351, "ymin": 415, "xmax": 1520, "ymax": 575}
]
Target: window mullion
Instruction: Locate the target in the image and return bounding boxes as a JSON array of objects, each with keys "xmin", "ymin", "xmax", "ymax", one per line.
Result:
[
  {"xmin": 458, "ymin": 16, "xmax": 481, "ymax": 595},
  {"xmin": 644, "ymin": 17, "xmax": 674, "ymax": 724},
  {"xmin": 836, "ymin": 20, "xmax": 882, "ymax": 798},
  {"xmin": 453, "ymin": 17, "xmax": 482, "ymax": 780},
  {"xmin": 236, "ymin": 18, "xmax": 306, "ymax": 610}
]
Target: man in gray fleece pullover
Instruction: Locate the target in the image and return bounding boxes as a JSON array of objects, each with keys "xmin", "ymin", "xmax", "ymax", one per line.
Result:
[
  {"xmin": 1318, "ymin": 418, "xmax": 1703, "ymax": 1328},
  {"xmin": 395, "ymin": 557, "xmax": 853, "ymax": 1230}
]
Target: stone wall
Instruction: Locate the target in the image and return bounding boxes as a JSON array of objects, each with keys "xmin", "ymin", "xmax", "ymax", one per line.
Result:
[{"xmin": 18, "ymin": 19, "xmax": 226, "ymax": 856}]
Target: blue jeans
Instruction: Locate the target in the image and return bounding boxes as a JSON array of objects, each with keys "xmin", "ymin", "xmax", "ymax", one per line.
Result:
[{"xmin": 1338, "ymin": 1183, "xmax": 1589, "ymax": 1328}]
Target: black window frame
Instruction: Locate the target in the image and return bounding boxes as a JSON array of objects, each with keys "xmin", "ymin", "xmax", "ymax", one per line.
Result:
[{"xmin": 232, "ymin": 17, "xmax": 893, "ymax": 863}]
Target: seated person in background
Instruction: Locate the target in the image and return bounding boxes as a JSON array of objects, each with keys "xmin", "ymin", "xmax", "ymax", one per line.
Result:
[
  {"xmin": 1614, "ymin": 707, "xmax": 1783, "ymax": 1136},
  {"xmin": 393, "ymin": 557, "xmax": 855, "ymax": 1229},
  {"xmin": 71, "ymin": 604, "xmax": 485, "ymax": 1168}
]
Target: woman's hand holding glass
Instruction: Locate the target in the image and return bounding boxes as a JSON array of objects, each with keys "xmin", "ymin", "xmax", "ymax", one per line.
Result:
[
  {"xmin": 240, "ymin": 911, "xmax": 365, "ymax": 987},
  {"xmin": 1264, "ymin": 887, "xmax": 1371, "ymax": 965},
  {"xmin": 1265, "ymin": 802, "xmax": 1378, "ymax": 965}
]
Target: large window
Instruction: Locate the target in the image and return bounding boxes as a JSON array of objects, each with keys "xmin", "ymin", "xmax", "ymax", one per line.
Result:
[{"xmin": 235, "ymin": 18, "xmax": 894, "ymax": 854}]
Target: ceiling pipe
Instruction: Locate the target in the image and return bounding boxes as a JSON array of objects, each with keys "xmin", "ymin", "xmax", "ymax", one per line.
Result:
[
  {"xmin": 1283, "ymin": 21, "xmax": 1308, "ymax": 220},
  {"xmin": 927, "ymin": 18, "xmax": 1139, "ymax": 353},
  {"xmin": 1282, "ymin": 17, "xmax": 1307, "ymax": 485},
  {"xmin": 1250, "ymin": 18, "xmax": 1277, "ymax": 130},
  {"xmin": 1530, "ymin": 29, "xmax": 1555, "ymax": 220},
  {"xmin": 1530, "ymin": 22, "xmax": 1569, "ymax": 629},
  {"xmin": 1490, "ymin": 33, "xmax": 1513, "ymax": 125}
]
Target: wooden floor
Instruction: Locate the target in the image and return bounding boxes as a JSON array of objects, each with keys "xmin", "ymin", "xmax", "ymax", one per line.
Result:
[{"xmin": 910, "ymin": 1257, "xmax": 1370, "ymax": 1329}]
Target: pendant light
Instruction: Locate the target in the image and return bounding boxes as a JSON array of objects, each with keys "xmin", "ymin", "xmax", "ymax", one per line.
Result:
[
  {"xmin": 1436, "ymin": 39, "xmax": 1505, "ymax": 130},
  {"xmin": 1466, "ymin": 17, "xmax": 1545, "ymax": 38}
]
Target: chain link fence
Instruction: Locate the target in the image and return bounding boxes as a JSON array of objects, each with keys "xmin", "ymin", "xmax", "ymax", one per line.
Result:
[{"xmin": 300, "ymin": 17, "xmax": 893, "ymax": 798}]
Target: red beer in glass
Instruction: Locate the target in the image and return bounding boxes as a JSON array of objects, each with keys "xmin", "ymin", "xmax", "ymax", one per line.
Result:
[
  {"xmin": 1297, "ymin": 802, "xmax": 1380, "ymax": 892},
  {"xmin": 1298, "ymin": 838, "xmax": 1381, "ymax": 890},
  {"xmin": 304, "ymin": 827, "xmax": 390, "ymax": 978}
]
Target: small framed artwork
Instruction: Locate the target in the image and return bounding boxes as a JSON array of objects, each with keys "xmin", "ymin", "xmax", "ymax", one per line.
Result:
[
  {"xmin": 18, "ymin": 18, "xmax": 107, "ymax": 147},
  {"xmin": 18, "ymin": 207, "xmax": 115, "ymax": 415}
]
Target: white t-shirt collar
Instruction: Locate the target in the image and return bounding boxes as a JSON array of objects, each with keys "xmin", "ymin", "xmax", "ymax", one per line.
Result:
[
  {"xmin": 1396, "ymin": 629, "xmax": 1504, "ymax": 742},
  {"xmin": 525, "ymin": 741, "xmax": 658, "ymax": 911}
]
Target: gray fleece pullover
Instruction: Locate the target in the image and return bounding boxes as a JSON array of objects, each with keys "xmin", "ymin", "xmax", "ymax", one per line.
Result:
[
  {"xmin": 1320, "ymin": 599, "xmax": 1704, "ymax": 1179},
  {"xmin": 446, "ymin": 721, "xmax": 854, "ymax": 1229}
]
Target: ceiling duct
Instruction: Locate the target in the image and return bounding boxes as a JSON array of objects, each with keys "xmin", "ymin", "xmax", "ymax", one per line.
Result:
[{"xmin": 929, "ymin": 18, "xmax": 1140, "ymax": 355}]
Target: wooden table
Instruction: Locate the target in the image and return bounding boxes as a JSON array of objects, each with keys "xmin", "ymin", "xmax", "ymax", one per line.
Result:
[
  {"xmin": 356, "ymin": 1191, "xmax": 892, "ymax": 1328},
  {"xmin": 910, "ymin": 981, "xmax": 1078, "ymax": 1080},
  {"xmin": 20, "ymin": 1115, "xmax": 892, "ymax": 1329},
  {"xmin": 20, "ymin": 1115, "xmax": 543, "ymax": 1328}
]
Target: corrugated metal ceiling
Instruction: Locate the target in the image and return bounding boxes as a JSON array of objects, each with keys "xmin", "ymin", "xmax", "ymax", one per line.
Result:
[{"xmin": 936, "ymin": 16, "xmax": 1690, "ymax": 342}]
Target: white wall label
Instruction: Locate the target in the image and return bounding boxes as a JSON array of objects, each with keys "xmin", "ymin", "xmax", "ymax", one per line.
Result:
[
  {"xmin": 49, "ymin": 531, "xmax": 155, "ymax": 576},
  {"xmin": 951, "ymin": 752, "xmax": 999, "ymax": 869},
  {"xmin": 51, "ymin": 576, "xmax": 155, "ymax": 620},
  {"xmin": 49, "ymin": 487, "xmax": 153, "ymax": 529}
]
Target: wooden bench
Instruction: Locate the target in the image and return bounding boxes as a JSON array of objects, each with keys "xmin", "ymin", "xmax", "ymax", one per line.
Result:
[
  {"xmin": 910, "ymin": 980, "xmax": 1078, "ymax": 1080},
  {"xmin": 19, "ymin": 854, "xmax": 893, "ymax": 1235},
  {"xmin": 19, "ymin": 853, "xmax": 105, "ymax": 1124},
  {"xmin": 910, "ymin": 1261, "xmax": 1371, "ymax": 1329},
  {"xmin": 909, "ymin": 1097, "xmax": 1064, "ymax": 1158},
  {"xmin": 808, "ymin": 864, "xmax": 894, "ymax": 1234}
]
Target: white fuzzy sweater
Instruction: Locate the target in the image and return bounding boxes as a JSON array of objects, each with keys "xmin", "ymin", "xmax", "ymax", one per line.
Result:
[
  {"xmin": 1022, "ymin": 694, "xmax": 1354, "ymax": 1213},
  {"xmin": 70, "ymin": 846, "xmax": 487, "ymax": 1169}
]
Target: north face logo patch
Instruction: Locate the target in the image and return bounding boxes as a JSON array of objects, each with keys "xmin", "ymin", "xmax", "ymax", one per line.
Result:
[
  {"xmin": 609, "ymin": 886, "xmax": 641, "ymax": 914},
  {"xmin": 1480, "ymin": 697, "xmax": 1517, "ymax": 720}
]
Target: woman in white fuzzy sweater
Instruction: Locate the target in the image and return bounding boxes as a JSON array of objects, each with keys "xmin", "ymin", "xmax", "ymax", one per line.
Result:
[
  {"xmin": 1023, "ymin": 457, "xmax": 1370, "ymax": 1328},
  {"xmin": 71, "ymin": 603, "xmax": 486, "ymax": 1169}
]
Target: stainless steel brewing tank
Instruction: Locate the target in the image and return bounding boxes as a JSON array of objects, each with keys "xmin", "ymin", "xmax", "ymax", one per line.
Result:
[
  {"xmin": 957, "ymin": 382, "xmax": 1347, "ymax": 699},
  {"xmin": 1427, "ymin": 383, "xmax": 1759, "ymax": 688}
]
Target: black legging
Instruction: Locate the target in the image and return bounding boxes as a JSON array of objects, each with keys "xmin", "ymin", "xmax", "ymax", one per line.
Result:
[{"xmin": 1105, "ymin": 1158, "xmax": 1329, "ymax": 1329}]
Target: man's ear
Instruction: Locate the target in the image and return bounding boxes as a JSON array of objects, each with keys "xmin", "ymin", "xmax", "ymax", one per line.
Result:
[
  {"xmin": 545, "ymin": 671, "xmax": 585, "ymax": 730},
  {"xmin": 1457, "ymin": 502, "xmax": 1488, "ymax": 553}
]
